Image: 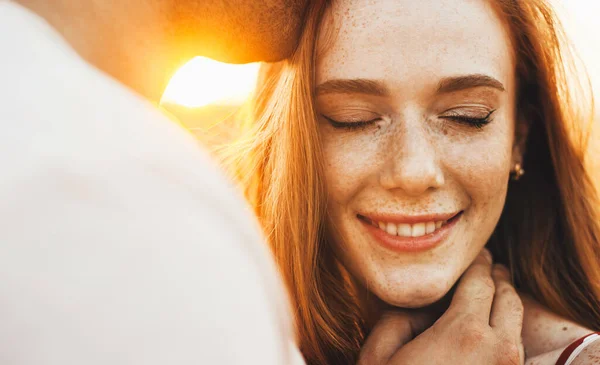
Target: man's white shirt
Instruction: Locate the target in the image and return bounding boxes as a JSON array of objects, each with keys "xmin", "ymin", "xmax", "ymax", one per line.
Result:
[{"xmin": 0, "ymin": 1, "xmax": 304, "ymax": 363}]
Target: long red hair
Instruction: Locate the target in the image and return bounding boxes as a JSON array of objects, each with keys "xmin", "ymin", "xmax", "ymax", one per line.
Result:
[{"xmin": 220, "ymin": 0, "xmax": 600, "ymax": 363}]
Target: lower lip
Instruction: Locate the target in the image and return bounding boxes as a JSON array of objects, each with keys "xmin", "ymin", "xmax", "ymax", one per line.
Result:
[{"xmin": 360, "ymin": 214, "xmax": 461, "ymax": 253}]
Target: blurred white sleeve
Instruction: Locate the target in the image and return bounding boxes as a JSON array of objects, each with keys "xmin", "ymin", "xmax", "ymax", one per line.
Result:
[{"xmin": 0, "ymin": 143, "xmax": 303, "ymax": 365}]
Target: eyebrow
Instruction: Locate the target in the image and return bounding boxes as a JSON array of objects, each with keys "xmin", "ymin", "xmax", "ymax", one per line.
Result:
[
  {"xmin": 436, "ymin": 74, "xmax": 505, "ymax": 93},
  {"xmin": 316, "ymin": 78, "xmax": 390, "ymax": 96}
]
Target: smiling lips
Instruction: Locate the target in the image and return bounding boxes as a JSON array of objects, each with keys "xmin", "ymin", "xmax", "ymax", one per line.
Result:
[{"xmin": 358, "ymin": 212, "xmax": 462, "ymax": 252}]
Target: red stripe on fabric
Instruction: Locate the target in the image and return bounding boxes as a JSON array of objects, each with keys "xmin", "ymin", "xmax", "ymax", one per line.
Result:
[{"xmin": 555, "ymin": 332, "xmax": 600, "ymax": 365}]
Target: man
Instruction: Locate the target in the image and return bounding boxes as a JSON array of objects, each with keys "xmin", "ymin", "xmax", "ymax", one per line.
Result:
[{"xmin": 0, "ymin": 0, "xmax": 308, "ymax": 363}]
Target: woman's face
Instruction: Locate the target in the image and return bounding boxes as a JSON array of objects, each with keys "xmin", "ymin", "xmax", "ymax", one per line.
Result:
[{"xmin": 316, "ymin": 0, "xmax": 518, "ymax": 308}]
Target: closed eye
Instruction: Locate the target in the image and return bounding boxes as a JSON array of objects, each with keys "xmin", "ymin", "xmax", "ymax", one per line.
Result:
[
  {"xmin": 439, "ymin": 109, "xmax": 496, "ymax": 129},
  {"xmin": 322, "ymin": 115, "xmax": 381, "ymax": 130}
]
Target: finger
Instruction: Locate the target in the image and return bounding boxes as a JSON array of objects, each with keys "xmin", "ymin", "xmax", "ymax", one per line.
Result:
[
  {"xmin": 448, "ymin": 248, "xmax": 495, "ymax": 321},
  {"xmin": 358, "ymin": 310, "xmax": 436, "ymax": 364},
  {"xmin": 520, "ymin": 339, "xmax": 525, "ymax": 365},
  {"xmin": 490, "ymin": 264, "xmax": 524, "ymax": 338}
]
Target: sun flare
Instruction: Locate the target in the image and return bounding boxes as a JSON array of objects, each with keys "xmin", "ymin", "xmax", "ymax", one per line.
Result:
[{"xmin": 161, "ymin": 57, "xmax": 260, "ymax": 108}]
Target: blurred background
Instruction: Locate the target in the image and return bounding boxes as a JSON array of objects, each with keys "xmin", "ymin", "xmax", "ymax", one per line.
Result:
[{"xmin": 160, "ymin": 0, "xmax": 600, "ymax": 151}]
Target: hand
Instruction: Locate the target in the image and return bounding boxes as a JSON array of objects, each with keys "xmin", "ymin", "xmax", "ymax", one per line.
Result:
[{"xmin": 358, "ymin": 250, "xmax": 525, "ymax": 365}]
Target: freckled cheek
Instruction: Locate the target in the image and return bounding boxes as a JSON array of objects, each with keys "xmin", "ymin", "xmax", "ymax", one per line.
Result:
[
  {"xmin": 443, "ymin": 137, "xmax": 512, "ymax": 225},
  {"xmin": 321, "ymin": 134, "xmax": 383, "ymax": 203}
]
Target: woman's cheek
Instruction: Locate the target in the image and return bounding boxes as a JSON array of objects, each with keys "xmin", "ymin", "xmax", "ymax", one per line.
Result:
[
  {"xmin": 322, "ymin": 131, "xmax": 384, "ymax": 201},
  {"xmin": 441, "ymin": 130, "xmax": 512, "ymax": 229},
  {"xmin": 442, "ymin": 117, "xmax": 513, "ymax": 183}
]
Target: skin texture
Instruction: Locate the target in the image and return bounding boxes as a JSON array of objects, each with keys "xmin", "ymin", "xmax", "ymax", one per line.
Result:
[
  {"xmin": 521, "ymin": 297, "xmax": 599, "ymax": 365},
  {"xmin": 16, "ymin": 0, "xmax": 309, "ymax": 101},
  {"xmin": 359, "ymin": 254, "xmax": 600, "ymax": 364},
  {"xmin": 358, "ymin": 253, "xmax": 526, "ymax": 365},
  {"xmin": 316, "ymin": 0, "xmax": 519, "ymax": 309}
]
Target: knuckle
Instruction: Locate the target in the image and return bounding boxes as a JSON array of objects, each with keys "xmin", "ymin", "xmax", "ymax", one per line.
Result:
[
  {"xmin": 481, "ymin": 276, "xmax": 496, "ymax": 291},
  {"xmin": 471, "ymin": 277, "xmax": 495, "ymax": 299}
]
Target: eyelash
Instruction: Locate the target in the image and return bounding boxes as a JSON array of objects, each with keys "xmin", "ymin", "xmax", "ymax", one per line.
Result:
[
  {"xmin": 322, "ymin": 115, "xmax": 381, "ymax": 130},
  {"xmin": 323, "ymin": 109, "xmax": 496, "ymax": 131},
  {"xmin": 439, "ymin": 109, "xmax": 496, "ymax": 129}
]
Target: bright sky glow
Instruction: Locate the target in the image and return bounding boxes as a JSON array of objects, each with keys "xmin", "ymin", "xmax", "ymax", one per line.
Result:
[
  {"xmin": 161, "ymin": 57, "xmax": 260, "ymax": 108},
  {"xmin": 553, "ymin": 0, "xmax": 600, "ymax": 94},
  {"xmin": 161, "ymin": 2, "xmax": 600, "ymax": 109}
]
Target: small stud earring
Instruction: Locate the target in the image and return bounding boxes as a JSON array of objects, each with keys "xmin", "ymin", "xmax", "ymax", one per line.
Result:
[{"xmin": 511, "ymin": 163, "xmax": 525, "ymax": 181}]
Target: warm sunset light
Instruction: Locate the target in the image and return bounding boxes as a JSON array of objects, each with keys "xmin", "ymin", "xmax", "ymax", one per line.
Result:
[
  {"xmin": 161, "ymin": 57, "xmax": 260, "ymax": 108},
  {"xmin": 161, "ymin": 1, "xmax": 600, "ymax": 112},
  {"xmin": 555, "ymin": 0, "xmax": 600, "ymax": 94}
]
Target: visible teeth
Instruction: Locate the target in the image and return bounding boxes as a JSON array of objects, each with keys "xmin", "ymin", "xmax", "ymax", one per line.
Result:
[
  {"xmin": 426, "ymin": 222, "xmax": 436, "ymax": 234},
  {"xmin": 397, "ymin": 223, "xmax": 412, "ymax": 237},
  {"xmin": 386, "ymin": 222, "xmax": 398, "ymax": 236},
  {"xmin": 412, "ymin": 223, "xmax": 426, "ymax": 237},
  {"xmin": 375, "ymin": 219, "xmax": 447, "ymax": 236}
]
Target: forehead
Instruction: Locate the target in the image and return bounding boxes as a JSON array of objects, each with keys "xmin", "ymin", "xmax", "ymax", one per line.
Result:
[{"xmin": 316, "ymin": 0, "xmax": 515, "ymax": 91}]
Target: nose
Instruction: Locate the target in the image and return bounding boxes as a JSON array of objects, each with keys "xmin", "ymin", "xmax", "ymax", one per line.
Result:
[{"xmin": 379, "ymin": 122, "xmax": 444, "ymax": 196}]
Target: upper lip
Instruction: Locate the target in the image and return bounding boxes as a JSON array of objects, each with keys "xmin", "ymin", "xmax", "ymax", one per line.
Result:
[{"xmin": 358, "ymin": 211, "xmax": 461, "ymax": 224}]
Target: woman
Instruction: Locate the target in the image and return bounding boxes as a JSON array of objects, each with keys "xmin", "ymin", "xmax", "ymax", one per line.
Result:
[{"xmin": 220, "ymin": 0, "xmax": 600, "ymax": 363}]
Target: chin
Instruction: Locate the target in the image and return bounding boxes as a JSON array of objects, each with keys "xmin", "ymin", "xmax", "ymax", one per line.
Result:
[
  {"xmin": 367, "ymin": 271, "xmax": 456, "ymax": 309},
  {"xmin": 377, "ymin": 287, "xmax": 450, "ymax": 309}
]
